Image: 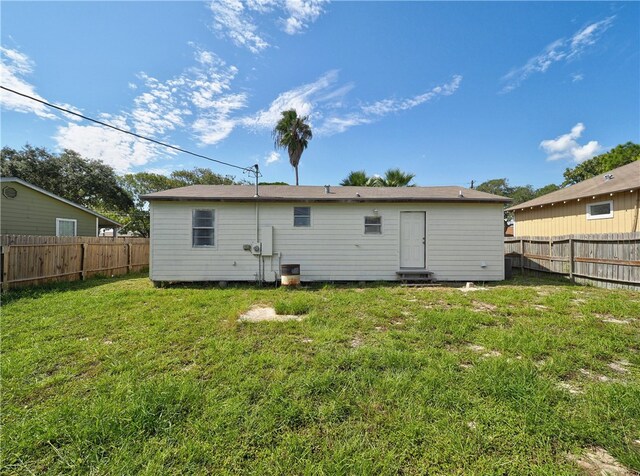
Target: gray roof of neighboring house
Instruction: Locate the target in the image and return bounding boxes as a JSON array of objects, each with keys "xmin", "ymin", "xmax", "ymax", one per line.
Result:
[
  {"xmin": 142, "ymin": 184, "xmax": 511, "ymax": 203},
  {"xmin": 1, "ymin": 177, "xmax": 121, "ymax": 227},
  {"xmin": 506, "ymin": 160, "xmax": 640, "ymax": 212}
]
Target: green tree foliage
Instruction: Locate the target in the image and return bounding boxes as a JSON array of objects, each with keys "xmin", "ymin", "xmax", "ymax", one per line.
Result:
[
  {"xmin": 340, "ymin": 170, "xmax": 376, "ymax": 186},
  {"xmin": 476, "ymin": 178, "xmax": 559, "ymax": 229},
  {"xmin": 272, "ymin": 109, "xmax": 313, "ymax": 186},
  {"xmin": 562, "ymin": 142, "xmax": 640, "ymax": 186},
  {"xmin": 340, "ymin": 169, "xmax": 416, "ymax": 187},
  {"xmin": 119, "ymin": 168, "xmax": 239, "ymax": 237},
  {"xmin": 0, "ymin": 145, "xmax": 133, "ymax": 212}
]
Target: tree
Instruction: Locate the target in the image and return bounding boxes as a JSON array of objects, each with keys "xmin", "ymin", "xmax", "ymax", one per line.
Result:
[
  {"xmin": 476, "ymin": 178, "xmax": 558, "ymax": 230},
  {"xmin": 272, "ymin": 109, "xmax": 312, "ymax": 186},
  {"xmin": 339, "ymin": 168, "xmax": 416, "ymax": 187},
  {"xmin": 375, "ymin": 168, "xmax": 416, "ymax": 187},
  {"xmin": 562, "ymin": 142, "xmax": 640, "ymax": 186},
  {"xmin": 1, "ymin": 145, "xmax": 133, "ymax": 212},
  {"xmin": 119, "ymin": 168, "xmax": 240, "ymax": 237},
  {"xmin": 340, "ymin": 170, "xmax": 375, "ymax": 186}
]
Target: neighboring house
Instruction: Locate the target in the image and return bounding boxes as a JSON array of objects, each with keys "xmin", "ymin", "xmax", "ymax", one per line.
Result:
[
  {"xmin": 0, "ymin": 177, "xmax": 120, "ymax": 236},
  {"xmin": 142, "ymin": 184, "xmax": 510, "ymax": 284},
  {"xmin": 504, "ymin": 225, "xmax": 514, "ymax": 237},
  {"xmin": 506, "ymin": 161, "xmax": 640, "ymax": 237}
]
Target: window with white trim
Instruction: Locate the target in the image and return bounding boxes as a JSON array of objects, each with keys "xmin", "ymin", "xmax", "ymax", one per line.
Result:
[
  {"xmin": 192, "ymin": 209, "xmax": 215, "ymax": 247},
  {"xmin": 586, "ymin": 200, "xmax": 613, "ymax": 220},
  {"xmin": 293, "ymin": 207, "xmax": 311, "ymax": 227},
  {"xmin": 364, "ymin": 216, "xmax": 382, "ymax": 234},
  {"xmin": 56, "ymin": 218, "xmax": 77, "ymax": 236}
]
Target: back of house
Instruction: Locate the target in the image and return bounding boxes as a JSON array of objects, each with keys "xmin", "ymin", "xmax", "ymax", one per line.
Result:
[{"xmin": 143, "ymin": 185, "xmax": 510, "ymax": 284}]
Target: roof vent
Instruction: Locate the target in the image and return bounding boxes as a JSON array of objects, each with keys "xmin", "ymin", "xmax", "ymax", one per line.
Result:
[
  {"xmin": 324, "ymin": 185, "xmax": 331, "ymax": 194},
  {"xmin": 458, "ymin": 190, "xmax": 464, "ymax": 198},
  {"xmin": 604, "ymin": 174, "xmax": 614, "ymax": 181},
  {"xmin": 2, "ymin": 186, "xmax": 17, "ymax": 199}
]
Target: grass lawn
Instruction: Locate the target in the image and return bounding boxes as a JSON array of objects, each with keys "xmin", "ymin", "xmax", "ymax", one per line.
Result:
[{"xmin": 2, "ymin": 274, "xmax": 639, "ymax": 475}]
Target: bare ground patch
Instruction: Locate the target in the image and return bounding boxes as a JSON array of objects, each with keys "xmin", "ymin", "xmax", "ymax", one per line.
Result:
[
  {"xmin": 239, "ymin": 306, "xmax": 305, "ymax": 323},
  {"xmin": 471, "ymin": 301, "xmax": 498, "ymax": 313},
  {"xmin": 567, "ymin": 447, "xmax": 635, "ymax": 476}
]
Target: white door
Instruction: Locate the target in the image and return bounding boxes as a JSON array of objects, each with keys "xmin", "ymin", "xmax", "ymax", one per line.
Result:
[{"xmin": 400, "ymin": 212, "xmax": 426, "ymax": 268}]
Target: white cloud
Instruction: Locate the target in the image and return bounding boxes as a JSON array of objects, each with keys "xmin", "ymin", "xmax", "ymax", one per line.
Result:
[
  {"xmin": 571, "ymin": 73, "xmax": 584, "ymax": 82},
  {"xmin": 281, "ymin": 0, "xmax": 326, "ymax": 35},
  {"xmin": 265, "ymin": 151, "xmax": 281, "ymax": 164},
  {"xmin": 501, "ymin": 16, "xmax": 614, "ymax": 93},
  {"xmin": 208, "ymin": 0, "xmax": 326, "ymax": 53},
  {"xmin": 208, "ymin": 0, "xmax": 271, "ymax": 54},
  {"xmin": 319, "ymin": 75, "xmax": 463, "ymax": 135},
  {"xmin": 242, "ymin": 70, "xmax": 340, "ymax": 129},
  {"xmin": 55, "ymin": 45, "xmax": 247, "ymax": 170},
  {"xmin": 55, "ymin": 116, "xmax": 167, "ymax": 173},
  {"xmin": 0, "ymin": 47, "xmax": 57, "ymax": 119},
  {"xmin": 540, "ymin": 122, "xmax": 602, "ymax": 162}
]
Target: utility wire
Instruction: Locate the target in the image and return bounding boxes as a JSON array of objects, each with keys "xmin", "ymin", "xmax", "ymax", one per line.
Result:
[{"xmin": 1, "ymin": 85, "xmax": 257, "ymax": 174}]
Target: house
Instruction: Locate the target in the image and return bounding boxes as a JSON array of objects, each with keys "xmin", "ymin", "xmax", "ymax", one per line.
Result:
[
  {"xmin": 0, "ymin": 177, "xmax": 121, "ymax": 236},
  {"xmin": 142, "ymin": 184, "xmax": 510, "ymax": 284},
  {"xmin": 506, "ymin": 161, "xmax": 640, "ymax": 237}
]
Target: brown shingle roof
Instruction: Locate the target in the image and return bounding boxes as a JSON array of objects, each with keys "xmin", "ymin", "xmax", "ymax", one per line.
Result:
[
  {"xmin": 505, "ymin": 160, "xmax": 640, "ymax": 211},
  {"xmin": 142, "ymin": 185, "xmax": 511, "ymax": 203}
]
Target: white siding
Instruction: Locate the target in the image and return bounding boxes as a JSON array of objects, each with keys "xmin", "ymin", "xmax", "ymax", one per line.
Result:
[{"xmin": 149, "ymin": 201, "xmax": 504, "ymax": 282}]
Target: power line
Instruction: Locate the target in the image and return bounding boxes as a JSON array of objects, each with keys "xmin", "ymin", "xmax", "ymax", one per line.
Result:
[{"xmin": 0, "ymin": 85, "xmax": 256, "ymax": 174}]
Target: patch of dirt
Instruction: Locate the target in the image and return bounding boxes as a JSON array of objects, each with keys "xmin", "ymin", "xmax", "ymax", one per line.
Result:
[
  {"xmin": 567, "ymin": 447, "xmax": 635, "ymax": 476},
  {"xmin": 467, "ymin": 344, "xmax": 486, "ymax": 352},
  {"xmin": 557, "ymin": 381, "xmax": 584, "ymax": 395},
  {"xmin": 301, "ymin": 338, "xmax": 313, "ymax": 344},
  {"xmin": 424, "ymin": 300, "xmax": 460, "ymax": 310},
  {"xmin": 579, "ymin": 368, "xmax": 612, "ymax": 382},
  {"xmin": 482, "ymin": 350, "xmax": 502, "ymax": 358},
  {"xmin": 459, "ymin": 284, "xmax": 488, "ymax": 293},
  {"xmin": 391, "ymin": 319, "xmax": 404, "ymax": 325},
  {"xmin": 103, "ymin": 340, "xmax": 113, "ymax": 345},
  {"xmin": 471, "ymin": 301, "xmax": 497, "ymax": 313},
  {"xmin": 350, "ymin": 337, "xmax": 364, "ymax": 348},
  {"xmin": 532, "ymin": 304, "xmax": 549, "ymax": 311},
  {"xmin": 537, "ymin": 290, "xmax": 550, "ymax": 296},
  {"xmin": 459, "ymin": 363, "xmax": 473, "ymax": 369},
  {"xmin": 239, "ymin": 306, "xmax": 305, "ymax": 322},
  {"xmin": 608, "ymin": 361, "xmax": 630, "ymax": 374},
  {"xmin": 572, "ymin": 298, "xmax": 587, "ymax": 304},
  {"xmin": 600, "ymin": 316, "xmax": 635, "ymax": 325},
  {"xmin": 374, "ymin": 326, "xmax": 387, "ymax": 332}
]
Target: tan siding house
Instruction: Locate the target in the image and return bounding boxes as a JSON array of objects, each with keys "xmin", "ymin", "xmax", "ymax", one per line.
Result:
[
  {"xmin": 143, "ymin": 185, "xmax": 510, "ymax": 283},
  {"xmin": 507, "ymin": 161, "xmax": 639, "ymax": 237},
  {"xmin": 1, "ymin": 178, "xmax": 120, "ymax": 236}
]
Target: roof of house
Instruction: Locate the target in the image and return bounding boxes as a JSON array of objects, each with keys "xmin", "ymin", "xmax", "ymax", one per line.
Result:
[
  {"xmin": 1, "ymin": 177, "xmax": 121, "ymax": 227},
  {"xmin": 505, "ymin": 160, "xmax": 640, "ymax": 212},
  {"xmin": 142, "ymin": 184, "xmax": 511, "ymax": 204}
]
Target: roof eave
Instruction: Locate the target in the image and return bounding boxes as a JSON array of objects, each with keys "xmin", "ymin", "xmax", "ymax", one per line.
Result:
[{"xmin": 142, "ymin": 195, "xmax": 511, "ymax": 204}]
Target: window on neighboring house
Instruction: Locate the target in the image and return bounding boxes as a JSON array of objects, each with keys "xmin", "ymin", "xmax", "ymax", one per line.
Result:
[
  {"xmin": 56, "ymin": 218, "xmax": 77, "ymax": 236},
  {"xmin": 586, "ymin": 200, "xmax": 613, "ymax": 220},
  {"xmin": 294, "ymin": 207, "xmax": 311, "ymax": 227},
  {"xmin": 364, "ymin": 216, "xmax": 382, "ymax": 234},
  {"xmin": 192, "ymin": 209, "xmax": 215, "ymax": 246}
]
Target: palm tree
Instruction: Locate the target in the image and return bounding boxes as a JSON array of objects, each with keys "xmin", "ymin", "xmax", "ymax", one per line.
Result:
[
  {"xmin": 272, "ymin": 109, "xmax": 313, "ymax": 186},
  {"xmin": 340, "ymin": 170, "xmax": 376, "ymax": 186},
  {"xmin": 376, "ymin": 168, "xmax": 416, "ymax": 187}
]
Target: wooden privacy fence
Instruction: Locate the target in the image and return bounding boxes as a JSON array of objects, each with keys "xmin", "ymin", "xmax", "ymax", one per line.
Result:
[
  {"xmin": 1, "ymin": 235, "xmax": 149, "ymax": 290},
  {"xmin": 505, "ymin": 232, "xmax": 640, "ymax": 290}
]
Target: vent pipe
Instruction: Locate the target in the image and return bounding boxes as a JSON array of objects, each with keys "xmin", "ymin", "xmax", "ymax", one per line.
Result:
[{"xmin": 324, "ymin": 185, "xmax": 331, "ymax": 194}]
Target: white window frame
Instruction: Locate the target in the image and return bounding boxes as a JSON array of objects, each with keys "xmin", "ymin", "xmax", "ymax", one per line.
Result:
[
  {"xmin": 192, "ymin": 209, "xmax": 216, "ymax": 247},
  {"xmin": 293, "ymin": 207, "xmax": 311, "ymax": 227},
  {"xmin": 56, "ymin": 218, "xmax": 77, "ymax": 237},
  {"xmin": 586, "ymin": 200, "xmax": 614, "ymax": 220},
  {"xmin": 364, "ymin": 215, "xmax": 382, "ymax": 235}
]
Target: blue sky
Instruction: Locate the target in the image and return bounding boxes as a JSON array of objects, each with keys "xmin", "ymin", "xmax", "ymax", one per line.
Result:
[{"xmin": 1, "ymin": 1, "xmax": 638, "ymax": 188}]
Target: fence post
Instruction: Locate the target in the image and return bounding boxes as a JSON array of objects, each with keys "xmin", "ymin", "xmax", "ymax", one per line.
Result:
[
  {"xmin": 569, "ymin": 238, "xmax": 574, "ymax": 283},
  {"xmin": 127, "ymin": 243, "xmax": 132, "ymax": 273},
  {"xmin": 520, "ymin": 239, "xmax": 525, "ymax": 274},
  {"xmin": 81, "ymin": 243, "xmax": 87, "ymax": 280},
  {"xmin": 2, "ymin": 246, "xmax": 10, "ymax": 292}
]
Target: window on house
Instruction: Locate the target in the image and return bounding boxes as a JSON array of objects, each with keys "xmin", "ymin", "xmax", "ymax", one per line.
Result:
[
  {"xmin": 586, "ymin": 200, "xmax": 613, "ymax": 220},
  {"xmin": 294, "ymin": 207, "xmax": 311, "ymax": 227},
  {"xmin": 192, "ymin": 209, "xmax": 215, "ymax": 246},
  {"xmin": 56, "ymin": 218, "xmax": 77, "ymax": 237},
  {"xmin": 364, "ymin": 216, "xmax": 382, "ymax": 234}
]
